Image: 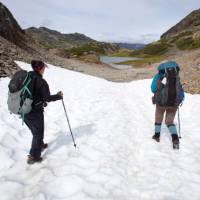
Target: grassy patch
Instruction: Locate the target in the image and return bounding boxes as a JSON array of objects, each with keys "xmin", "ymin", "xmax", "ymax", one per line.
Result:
[
  {"xmin": 143, "ymin": 42, "xmax": 169, "ymax": 55},
  {"xmin": 167, "ymin": 31, "xmax": 193, "ymax": 43},
  {"xmin": 38, "ymin": 41, "xmax": 54, "ymax": 50},
  {"xmin": 176, "ymin": 37, "xmax": 200, "ymax": 50},
  {"xmin": 66, "ymin": 43, "xmax": 105, "ymax": 57},
  {"xmin": 112, "ymin": 41, "xmax": 168, "ymax": 68},
  {"xmin": 116, "ymin": 55, "xmax": 165, "ymax": 68},
  {"xmin": 129, "ymin": 40, "xmax": 170, "ymax": 57},
  {"xmin": 111, "ymin": 40, "xmax": 170, "ymax": 58},
  {"xmin": 111, "ymin": 49, "xmax": 133, "ymax": 57}
]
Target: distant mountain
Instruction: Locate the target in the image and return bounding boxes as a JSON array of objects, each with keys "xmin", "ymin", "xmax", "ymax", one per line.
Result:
[
  {"xmin": 26, "ymin": 27, "xmax": 95, "ymax": 49},
  {"xmin": 0, "ymin": 2, "xmax": 119, "ymax": 77},
  {"xmin": 26, "ymin": 27, "xmax": 119, "ymax": 57},
  {"xmin": 115, "ymin": 43, "xmax": 145, "ymax": 50}
]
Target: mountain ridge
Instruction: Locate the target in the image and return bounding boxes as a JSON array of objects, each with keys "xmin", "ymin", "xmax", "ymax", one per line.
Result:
[
  {"xmin": 26, "ymin": 27, "xmax": 96, "ymax": 49},
  {"xmin": 114, "ymin": 43, "xmax": 145, "ymax": 50},
  {"xmin": 0, "ymin": 2, "xmax": 118, "ymax": 77},
  {"xmin": 161, "ymin": 8, "xmax": 200, "ymax": 38}
]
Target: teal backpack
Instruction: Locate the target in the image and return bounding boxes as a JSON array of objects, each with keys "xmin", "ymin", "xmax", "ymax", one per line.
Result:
[{"xmin": 153, "ymin": 61, "xmax": 185, "ymax": 107}]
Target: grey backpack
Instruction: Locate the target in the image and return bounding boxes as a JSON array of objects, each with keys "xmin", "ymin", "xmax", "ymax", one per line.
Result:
[{"xmin": 7, "ymin": 70, "xmax": 33, "ymax": 119}]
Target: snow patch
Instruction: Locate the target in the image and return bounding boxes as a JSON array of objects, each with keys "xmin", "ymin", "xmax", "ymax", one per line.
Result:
[{"xmin": 0, "ymin": 61, "xmax": 200, "ymax": 200}]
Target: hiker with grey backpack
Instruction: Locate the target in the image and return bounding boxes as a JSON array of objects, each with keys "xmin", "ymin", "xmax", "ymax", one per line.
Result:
[
  {"xmin": 151, "ymin": 61, "xmax": 184, "ymax": 149},
  {"xmin": 8, "ymin": 60, "xmax": 63, "ymax": 164}
]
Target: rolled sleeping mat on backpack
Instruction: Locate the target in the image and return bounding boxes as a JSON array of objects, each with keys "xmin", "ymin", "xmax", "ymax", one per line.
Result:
[{"xmin": 158, "ymin": 61, "xmax": 180, "ymax": 75}]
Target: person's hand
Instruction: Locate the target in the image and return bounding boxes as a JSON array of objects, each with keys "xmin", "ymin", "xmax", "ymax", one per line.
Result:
[{"xmin": 57, "ymin": 91, "xmax": 63, "ymax": 98}]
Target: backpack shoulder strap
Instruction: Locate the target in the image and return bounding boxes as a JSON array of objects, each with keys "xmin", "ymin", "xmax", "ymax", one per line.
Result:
[
  {"xmin": 155, "ymin": 76, "xmax": 161, "ymax": 95},
  {"xmin": 21, "ymin": 73, "xmax": 32, "ymax": 97}
]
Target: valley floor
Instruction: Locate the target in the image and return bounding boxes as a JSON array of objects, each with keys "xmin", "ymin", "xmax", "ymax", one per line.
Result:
[{"xmin": 53, "ymin": 48, "xmax": 200, "ymax": 94}]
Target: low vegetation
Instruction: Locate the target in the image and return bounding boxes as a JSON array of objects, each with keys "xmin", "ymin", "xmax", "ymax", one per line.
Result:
[
  {"xmin": 176, "ymin": 36, "xmax": 200, "ymax": 50},
  {"xmin": 113, "ymin": 30, "xmax": 200, "ymax": 68},
  {"xmin": 65, "ymin": 43, "xmax": 105, "ymax": 57},
  {"xmin": 112, "ymin": 49, "xmax": 133, "ymax": 57},
  {"xmin": 117, "ymin": 41, "xmax": 169, "ymax": 67},
  {"xmin": 116, "ymin": 55, "xmax": 165, "ymax": 68},
  {"xmin": 162, "ymin": 31, "xmax": 200, "ymax": 50},
  {"xmin": 112, "ymin": 40, "xmax": 170, "ymax": 57},
  {"xmin": 165, "ymin": 31, "xmax": 193, "ymax": 43},
  {"xmin": 130, "ymin": 40, "xmax": 170, "ymax": 57}
]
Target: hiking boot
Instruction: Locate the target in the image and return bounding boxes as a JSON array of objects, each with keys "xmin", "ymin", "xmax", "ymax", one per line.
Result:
[
  {"xmin": 172, "ymin": 134, "xmax": 179, "ymax": 144},
  {"xmin": 172, "ymin": 134, "xmax": 179, "ymax": 143},
  {"xmin": 152, "ymin": 132, "xmax": 160, "ymax": 142},
  {"xmin": 41, "ymin": 143, "xmax": 48, "ymax": 152},
  {"xmin": 27, "ymin": 155, "xmax": 43, "ymax": 165},
  {"xmin": 171, "ymin": 134, "xmax": 179, "ymax": 149}
]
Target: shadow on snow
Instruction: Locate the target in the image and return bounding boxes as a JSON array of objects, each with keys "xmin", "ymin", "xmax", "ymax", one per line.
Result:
[{"xmin": 43, "ymin": 124, "xmax": 95, "ymax": 155}]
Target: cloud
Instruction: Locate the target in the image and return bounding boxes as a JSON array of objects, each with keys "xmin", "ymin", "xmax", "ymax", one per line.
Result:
[{"xmin": 1, "ymin": 0, "xmax": 200, "ymax": 43}]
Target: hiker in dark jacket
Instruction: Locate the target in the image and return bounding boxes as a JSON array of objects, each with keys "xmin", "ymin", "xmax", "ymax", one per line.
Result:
[
  {"xmin": 25, "ymin": 60, "xmax": 63, "ymax": 164},
  {"xmin": 151, "ymin": 61, "xmax": 184, "ymax": 149}
]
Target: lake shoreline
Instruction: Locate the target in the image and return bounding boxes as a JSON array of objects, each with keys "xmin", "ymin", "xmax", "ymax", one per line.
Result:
[
  {"xmin": 58, "ymin": 56, "xmax": 155, "ymax": 83},
  {"xmin": 100, "ymin": 55, "xmax": 140, "ymax": 70}
]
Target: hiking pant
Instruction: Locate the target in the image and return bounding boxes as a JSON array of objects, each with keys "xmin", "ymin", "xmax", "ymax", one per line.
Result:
[
  {"xmin": 155, "ymin": 105, "xmax": 178, "ymax": 135},
  {"xmin": 24, "ymin": 111, "xmax": 44, "ymax": 159}
]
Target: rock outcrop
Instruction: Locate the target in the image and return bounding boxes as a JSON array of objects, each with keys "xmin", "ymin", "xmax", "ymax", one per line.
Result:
[{"xmin": 0, "ymin": 2, "xmax": 26, "ymax": 47}]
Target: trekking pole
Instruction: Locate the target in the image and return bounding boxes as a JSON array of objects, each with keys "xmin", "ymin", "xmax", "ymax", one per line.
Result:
[
  {"xmin": 61, "ymin": 98, "xmax": 77, "ymax": 148},
  {"xmin": 178, "ymin": 107, "xmax": 181, "ymax": 139}
]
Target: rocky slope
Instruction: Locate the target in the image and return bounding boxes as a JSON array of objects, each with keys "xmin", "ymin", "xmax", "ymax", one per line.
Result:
[
  {"xmin": 0, "ymin": 2, "xmax": 32, "ymax": 77},
  {"xmin": 161, "ymin": 9, "xmax": 200, "ymax": 51},
  {"xmin": 0, "ymin": 2, "xmax": 118, "ymax": 77},
  {"xmin": 26, "ymin": 27, "xmax": 95, "ymax": 50},
  {"xmin": 0, "ymin": 35, "xmax": 48, "ymax": 77},
  {"xmin": 26, "ymin": 27, "xmax": 119, "ymax": 57},
  {"xmin": 0, "ymin": 2, "xmax": 25, "ymax": 47}
]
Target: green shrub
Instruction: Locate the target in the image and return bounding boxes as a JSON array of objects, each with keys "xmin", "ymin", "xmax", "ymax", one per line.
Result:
[
  {"xmin": 112, "ymin": 50, "xmax": 133, "ymax": 57},
  {"xmin": 177, "ymin": 31, "xmax": 193, "ymax": 38},
  {"xmin": 169, "ymin": 31, "xmax": 193, "ymax": 43},
  {"xmin": 117, "ymin": 55, "xmax": 165, "ymax": 68},
  {"xmin": 143, "ymin": 42, "xmax": 169, "ymax": 55},
  {"xmin": 130, "ymin": 41, "xmax": 169, "ymax": 57},
  {"xmin": 66, "ymin": 43, "xmax": 105, "ymax": 56},
  {"xmin": 176, "ymin": 37, "xmax": 200, "ymax": 50}
]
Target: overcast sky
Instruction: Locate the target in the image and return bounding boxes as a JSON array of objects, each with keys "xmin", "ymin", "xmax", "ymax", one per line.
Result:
[{"xmin": 1, "ymin": 0, "xmax": 200, "ymax": 43}]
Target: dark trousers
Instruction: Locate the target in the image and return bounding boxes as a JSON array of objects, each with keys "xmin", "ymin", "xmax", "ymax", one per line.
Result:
[{"xmin": 24, "ymin": 111, "xmax": 44, "ymax": 158}]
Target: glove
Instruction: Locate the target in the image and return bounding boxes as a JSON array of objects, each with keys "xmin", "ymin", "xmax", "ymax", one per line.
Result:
[
  {"xmin": 43, "ymin": 102, "xmax": 47, "ymax": 107},
  {"xmin": 57, "ymin": 91, "xmax": 63, "ymax": 98}
]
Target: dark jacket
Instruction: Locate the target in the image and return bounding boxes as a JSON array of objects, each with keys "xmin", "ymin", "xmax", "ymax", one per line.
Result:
[{"xmin": 29, "ymin": 71, "xmax": 62, "ymax": 112}]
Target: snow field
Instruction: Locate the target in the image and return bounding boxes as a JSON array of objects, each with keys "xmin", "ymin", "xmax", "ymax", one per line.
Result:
[{"xmin": 0, "ymin": 61, "xmax": 200, "ymax": 200}]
